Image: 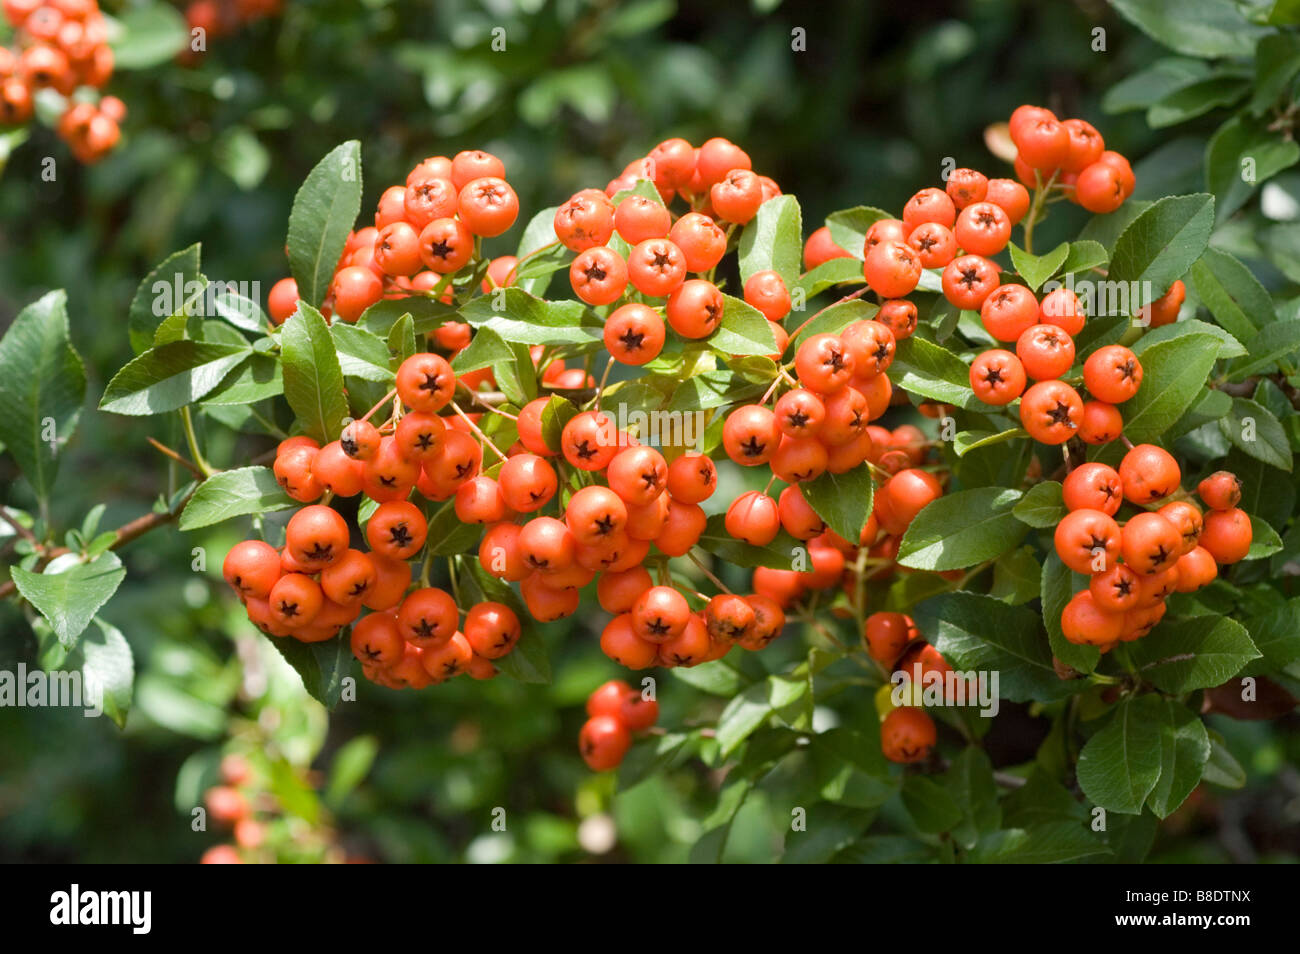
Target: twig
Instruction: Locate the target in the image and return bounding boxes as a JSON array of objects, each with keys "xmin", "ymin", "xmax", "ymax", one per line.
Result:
[
  {"xmin": 685, "ymin": 550, "xmax": 732, "ymax": 594},
  {"xmin": 450, "ymin": 401, "xmax": 507, "ymax": 462},
  {"xmin": 0, "ymin": 507, "xmax": 37, "ymax": 546},
  {"xmin": 148, "ymin": 437, "xmax": 205, "ymax": 479}
]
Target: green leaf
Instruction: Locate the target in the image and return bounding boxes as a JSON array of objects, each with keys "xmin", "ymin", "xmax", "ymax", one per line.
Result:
[
  {"xmin": 696, "ymin": 513, "xmax": 801, "ymax": 570},
  {"xmin": 1202, "ymin": 734, "xmax": 1246, "ymax": 789},
  {"xmin": 671, "ymin": 659, "xmax": 748, "ymax": 696},
  {"xmin": 1146, "ymin": 75, "xmax": 1249, "ymax": 128},
  {"xmin": 1108, "ymin": 0, "xmax": 1267, "ymax": 58},
  {"xmin": 1041, "ymin": 552, "xmax": 1099, "ymax": 673},
  {"xmin": 128, "ymin": 245, "xmax": 202, "ymax": 354},
  {"xmin": 709, "ymin": 295, "xmax": 779, "ymax": 356},
  {"xmin": 357, "ymin": 296, "xmax": 458, "ymax": 337},
  {"xmin": 1218, "ymin": 397, "xmax": 1293, "ymax": 472},
  {"xmin": 387, "ymin": 313, "xmax": 417, "ymax": 364},
  {"xmin": 1227, "ymin": 318, "xmax": 1300, "ymax": 381},
  {"xmin": 202, "ymin": 354, "xmax": 283, "ymax": 406},
  {"xmin": 952, "ymin": 428, "xmax": 1025, "ymax": 456},
  {"xmin": 1011, "ymin": 481, "xmax": 1066, "ymax": 528},
  {"xmin": 110, "ymin": 2, "xmax": 190, "ymax": 69},
  {"xmin": 617, "ymin": 731, "xmax": 695, "ymax": 791},
  {"xmin": 914, "ymin": 591, "xmax": 1070, "ymax": 702},
  {"xmin": 889, "ymin": 336, "xmax": 979, "ymax": 410},
  {"xmin": 179, "ymin": 467, "xmax": 296, "ymax": 530},
  {"xmin": 1107, "ymin": 193, "xmax": 1214, "ymax": 311},
  {"xmin": 74, "ymin": 617, "xmax": 135, "ymax": 729},
  {"xmin": 208, "ymin": 287, "xmax": 268, "ymax": 334},
  {"xmin": 1245, "ymin": 598, "xmax": 1300, "ymax": 670},
  {"xmin": 787, "ymin": 298, "xmax": 876, "ymax": 348},
  {"xmin": 1103, "ymin": 58, "xmax": 1212, "ymax": 113},
  {"xmin": 1147, "ymin": 700, "xmax": 1210, "ymax": 819},
  {"xmin": 1058, "ymin": 240, "xmax": 1110, "ymax": 276},
  {"xmin": 898, "ymin": 487, "xmax": 1026, "ymax": 571},
  {"xmin": 1206, "ymin": 116, "xmax": 1300, "ymax": 221},
  {"xmin": 942, "ymin": 748, "xmax": 1002, "ymax": 849},
  {"xmin": 424, "ymin": 500, "xmax": 484, "ymax": 555},
  {"xmin": 331, "ymin": 324, "xmax": 395, "ymax": 384},
  {"xmin": 269, "ymin": 634, "xmax": 353, "ymax": 710},
  {"xmin": 669, "ymin": 370, "xmax": 764, "ymax": 412},
  {"xmin": 739, "ymin": 194, "xmax": 802, "ymax": 286},
  {"xmin": 513, "ymin": 206, "xmax": 569, "ymax": 296},
  {"xmin": 0, "ymin": 291, "xmax": 85, "ymax": 505},
  {"xmin": 494, "ymin": 629, "xmax": 551, "ymax": 684},
  {"xmin": 461, "ymin": 288, "xmax": 601, "ymax": 347},
  {"xmin": 1128, "ymin": 616, "xmax": 1260, "ymax": 692},
  {"xmin": 100, "ymin": 341, "xmax": 249, "ymax": 416},
  {"xmin": 715, "ymin": 680, "xmax": 772, "ymax": 758},
  {"xmin": 801, "ymin": 467, "xmax": 874, "ymax": 543},
  {"xmin": 901, "ymin": 776, "xmax": 963, "ymax": 833},
  {"xmin": 1076, "ymin": 695, "xmax": 1164, "ymax": 814},
  {"xmin": 287, "ymin": 141, "xmax": 363, "ymax": 308},
  {"xmin": 281, "ymin": 304, "xmax": 348, "ymax": 444},
  {"xmin": 1249, "ymin": 31, "xmax": 1300, "ymax": 115},
  {"xmin": 794, "ymin": 258, "xmax": 864, "ymax": 299},
  {"xmin": 969, "ymin": 822, "xmax": 1110, "ymax": 863},
  {"xmin": 11, "ymin": 552, "xmax": 127, "ymax": 648},
  {"xmin": 990, "ymin": 546, "xmax": 1041, "ymax": 606},
  {"xmin": 1132, "ymin": 318, "xmax": 1245, "ymax": 359},
  {"xmin": 825, "ymin": 205, "xmax": 891, "ymax": 258},
  {"xmin": 325, "ymin": 735, "xmax": 378, "ymax": 807},
  {"xmin": 1008, "ymin": 242, "xmax": 1069, "ymax": 291},
  {"xmin": 1120, "ymin": 332, "xmax": 1220, "ymax": 443},
  {"xmin": 539, "ymin": 395, "xmax": 578, "ymax": 453}
]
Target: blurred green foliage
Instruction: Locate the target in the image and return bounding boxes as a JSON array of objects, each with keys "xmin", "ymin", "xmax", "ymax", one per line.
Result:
[{"xmin": 1, "ymin": 0, "xmax": 1296, "ymax": 863}]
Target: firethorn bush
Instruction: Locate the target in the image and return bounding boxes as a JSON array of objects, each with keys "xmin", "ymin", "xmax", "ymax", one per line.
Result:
[{"xmin": 2, "ymin": 1, "xmax": 1300, "ymax": 865}]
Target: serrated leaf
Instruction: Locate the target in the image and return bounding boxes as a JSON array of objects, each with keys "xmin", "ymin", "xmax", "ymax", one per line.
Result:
[
  {"xmin": 494, "ymin": 629, "xmax": 551, "ymax": 684},
  {"xmin": 1189, "ymin": 247, "xmax": 1273, "ymax": 341},
  {"xmin": 0, "ymin": 290, "xmax": 86, "ymax": 505},
  {"xmin": 901, "ymin": 775, "xmax": 963, "ymax": 833},
  {"xmin": 387, "ymin": 313, "xmax": 417, "ymax": 364},
  {"xmin": 969, "ymin": 822, "xmax": 1110, "ymax": 863},
  {"xmin": 461, "ymin": 288, "xmax": 601, "ymax": 346},
  {"xmin": 11, "ymin": 552, "xmax": 126, "ymax": 648},
  {"xmin": 1076, "ymin": 695, "xmax": 1164, "ymax": 814},
  {"xmin": 794, "ymin": 258, "xmax": 864, "ymax": 299},
  {"xmin": 1128, "ymin": 615, "xmax": 1260, "ymax": 692},
  {"xmin": 1218, "ymin": 397, "xmax": 1292, "ymax": 471},
  {"xmin": 914, "ymin": 591, "xmax": 1071, "ymax": 702},
  {"xmin": 74, "ymin": 617, "xmax": 135, "ymax": 729},
  {"xmin": 898, "ymin": 487, "xmax": 1025, "ymax": 570},
  {"xmin": 709, "ymin": 295, "xmax": 779, "ymax": 356},
  {"xmin": 716, "ymin": 680, "xmax": 772, "ymax": 758},
  {"xmin": 1011, "ymin": 481, "xmax": 1066, "ymax": 528},
  {"xmin": 331, "ymin": 324, "xmax": 395, "ymax": 384},
  {"xmin": 1132, "ymin": 318, "xmax": 1245, "ymax": 359},
  {"xmin": 1107, "ymin": 194, "xmax": 1214, "ymax": 311},
  {"xmin": 825, "ymin": 205, "xmax": 891, "ymax": 258},
  {"xmin": 281, "ymin": 304, "xmax": 348, "ymax": 444},
  {"xmin": 1120, "ymin": 332, "xmax": 1220, "ymax": 443},
  {"xmin": 739, "ymin": 194, "xmax": 802, "ymax": 286},
  {"xmin": 787, "ymin": 298, "xmax": 876, "ymax": 348},
  {"xmin": 179, "ymin": 467, "xmax": 296, "ymax": 530},
  {"xmin": 1009, "ymin": 242, "xmax": 1069, "ymax": 291},
  {"xmin": 100, "ymin": 341, "xmax": 250, "ymax": 416},
  {"xmin": 287, "ymin": 141, "xmax": 363, "ymax": 307},
  {"xmin": 889, "ymin": 336, "xmax": 980, "ymax": 410},
  {"xmin": 801, "ymin": 467, "xmax": 874, "ymax": 543},
  {"xmin": 269, "ymin": 633, "xmax": 353, "ymax": 710},
  {"xmin": 1206, "ymin": 116, "xmax": 1300, "ymax": 221},
  {"xmin": 1227, "ymin": 318, "xmax": 1300, "ymax": 381},
  {"xmin": 1108, "ymin": 0, "xmax": 1266, "ymax": 59},
  {"xmin": 1147, "ymin": 700, "xmax": 1210, "ymax": 819},
  {"xmin": 1058, "ymin": 240, "xmax": 1110, "ymax": 276},
  {"xmin": 1041, "ymin": 552, "xmax": 1098, "ymax": 673},
  {"xmin": 539, "ymin": 395, "xmax": 578, "ymax": 453}
]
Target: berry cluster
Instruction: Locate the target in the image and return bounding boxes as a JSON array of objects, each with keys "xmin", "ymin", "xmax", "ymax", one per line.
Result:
[
  {"xmin": 1057, "ymin": 462, "xmax": 1251, "ymax": 649},
  {"xmin": 1008, "ymin": 105, "xmax": 1136, "ymax": 214},
  {"xmin": 266, "ymin": 149, "xmax": 521, "ymax": 327},
  {"xmin": 578, "ymin": 679, "xmax": 659, "ymax": 771},
  {"xmin": 0, "ymin": 0, "xmax": 122, "ymax": 162},
  {"xmin": 223, "ymin": 350, "xmax": 530, "ymax": 689},
  {"xmin": 863, "ymin": 611, "xmax": 954, "ymax": 764}
]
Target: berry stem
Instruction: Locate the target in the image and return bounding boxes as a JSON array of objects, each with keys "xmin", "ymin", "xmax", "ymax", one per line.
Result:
[
  {"xmin": 592, "ymin": 356, "xmax": 616, "ymax": 411},
  {"xmin": 359, "ymin": 387, "xmax": 398, "ymax": 424},
  {"xmin": 787, "ymin": 285, "xmax": 869, "ymax": 341},
  {"xmin": 450, "ymin": 401, "xmax": 507, "ymax": 462},
  {"xmin": 180, "ymin": 406, "xmax": 216, "ymax": 478},
  {"xmin": 0, "ymin": 506, "xmax": 37, "ymax": 547},
  {"xmin": 685, "ymin": 549, "xmax": 733, "ymax": 594}
]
